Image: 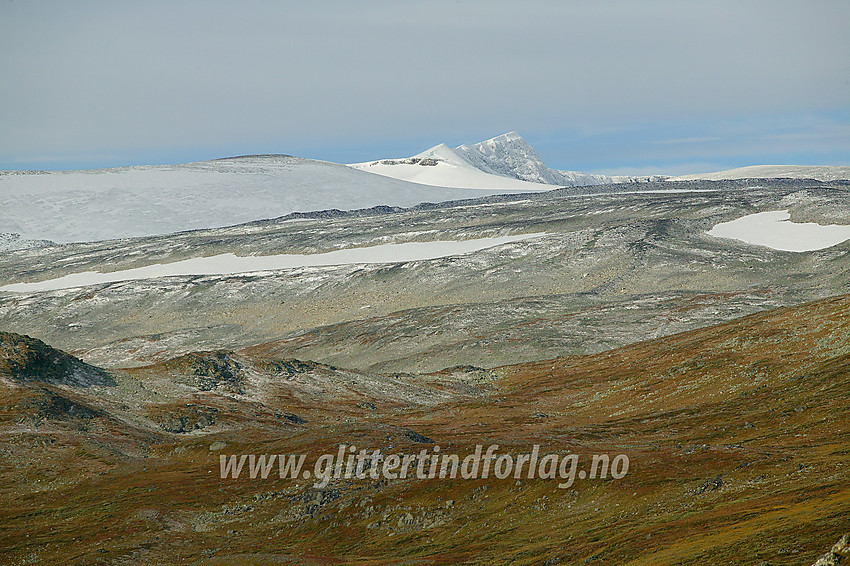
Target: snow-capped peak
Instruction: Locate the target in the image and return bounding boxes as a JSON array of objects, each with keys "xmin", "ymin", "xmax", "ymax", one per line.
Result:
[
  {"xmin": 455, "ymin": 132, "xmax": 556, "ymax": 184},
  {"xmin": 457, "ymin": 132, "xmax": 647, "ymax": 186},
  {"xmin": 349, "ymin": 132, "xmax": 664, "ymax": 189},
  {"xmin": 348, "ymin": 138, "xmax": 556, "ymax": 191}
]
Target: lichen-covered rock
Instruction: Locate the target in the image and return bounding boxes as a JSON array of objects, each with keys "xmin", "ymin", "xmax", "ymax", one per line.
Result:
[
  {"xmin": 164, "ymin": 351, "xmax": 244, "ymax": 394},
  {"xmin": 0, "ymin": 332, "xmax": 113, "ymax": 387},
  {"xmin": 258, "ymin": 358, "xmax": 319, "ymax": 378},
  {"xmin": 150, "ymin": 404, "xmax": 218, "ymax": 433},
  {"xmin": 812, "ymin": 534, "xmax": 850, "ymax": 566},
  {"xmin": 834, "ymin": 535, "xmax": 850, "ymax": 557}
]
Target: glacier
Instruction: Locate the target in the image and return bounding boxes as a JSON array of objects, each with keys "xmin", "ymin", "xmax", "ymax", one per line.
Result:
[{"xmin": 0, "ymin": 155, "xmax": 519, "ymax": 245}]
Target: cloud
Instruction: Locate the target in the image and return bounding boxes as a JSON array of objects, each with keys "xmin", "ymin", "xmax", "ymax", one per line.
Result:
[{"xmin": 1, "ymin": 0, "xmax": 848, "ymax": 170}]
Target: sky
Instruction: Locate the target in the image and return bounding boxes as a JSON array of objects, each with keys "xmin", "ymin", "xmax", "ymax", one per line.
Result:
[{"xmin": 1, "ymin": 0, "xmax": 849, "ymax": 175}]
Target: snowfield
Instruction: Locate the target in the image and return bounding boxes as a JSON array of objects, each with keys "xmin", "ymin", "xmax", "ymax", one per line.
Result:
[
  {"xmin": 0, "ymin": 233, "xmax": 545, "ymax": 293},
  {"xmin": 0, "ymin": 156, "xmax": 518, "ymax": 244},
  {"xmin": 708, "ymin": 210, "xmax": 850, "ymax": 252}
]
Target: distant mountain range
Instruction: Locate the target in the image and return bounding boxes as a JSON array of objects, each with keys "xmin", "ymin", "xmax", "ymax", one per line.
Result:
[
  {"xmin": 352, "ymin": 131, "xmax": 850, "ymax": 186},
  {"xmin": 670, "ymin": 164, "xmax": 850, "ymax": 182}
]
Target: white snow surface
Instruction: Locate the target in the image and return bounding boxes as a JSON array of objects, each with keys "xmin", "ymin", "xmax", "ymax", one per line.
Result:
[
  {"xmin": 349, "ymin": 142, "xmax": 555, "ymax": 191},
  {"xmin": 708, "ymin": 210, "xmax": 850, "ymax": 252},
  {"xmin": 0, "ymin": 155, "xmax": 519, "ymax": 244},
  {"xmin": 0, "ymin": 233, "xmax": 545, "ymax": 293},
  {"xmin": 350, "ymin": 132, "xmax": 635, "ymax": 189},
  {"xmin": 672, "ymin": 165, "xmax": 850, "ymax": 182}
]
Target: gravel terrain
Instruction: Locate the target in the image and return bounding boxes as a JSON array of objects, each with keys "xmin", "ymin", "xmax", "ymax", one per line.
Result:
[{"xmin": 1, "ymin": 179, "xmax": 848, "ymax": 373}]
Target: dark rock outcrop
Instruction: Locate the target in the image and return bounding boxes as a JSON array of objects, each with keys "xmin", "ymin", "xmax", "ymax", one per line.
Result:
[
  {"xmin": 164, "ymin": 351, "xmax": 244, "ymax": 394},
  {"xmin": 14, "ymin": 387, "xmax": 105, "ymax": 426},
  {"xmin": 0, "ymin": 332, "xmax": 113, "ymax": 387},
  {"xmin": 150, "ymin": 403, "xmax": 219, "ymax": 433},
  {"xmin": 404, "ymin": 429, "xmax": 435, "ymax": 444}
]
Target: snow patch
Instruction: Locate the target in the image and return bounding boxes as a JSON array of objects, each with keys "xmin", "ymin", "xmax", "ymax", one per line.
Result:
[
  {"xmin": 0, "ymin": 233, "xmax": 546, "ymax": 293},
  {"xmin": 708, "ymin": 210, "xmax": 850, "ymax": 252}
]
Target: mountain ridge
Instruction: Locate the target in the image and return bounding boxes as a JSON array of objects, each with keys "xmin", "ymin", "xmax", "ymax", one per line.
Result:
[
  {"xmin": 352, "ymin": 131, "xmax": 643, "ymax": 188},
  {"xmin": 455, "ymin": 131, "xmax": 641, "ymax": 186},
  {"xmin": 671, "ymin": 164, "xmax": 850, "ymax": 182}
]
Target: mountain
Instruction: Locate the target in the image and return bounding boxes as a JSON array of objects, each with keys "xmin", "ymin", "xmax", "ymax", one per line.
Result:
[
  {"xmin": 0, "ymin": 155, "xmax": 521, "ymax": 246},
  {"xmin": 2, "ymin": 149, "xmax": 849, "ymax": 563},
  {"xmin": 3, "ymin": 129, "xmax": 850, "ymax": 565},
  {"xmin": 350, "ymin": 132, "xmax": 649, "ymax": 188},
  {"xmin": 671, "ymin": 164, "xmax": 850, "ymax": 182},
  {"xmin": 347, "ymin": 140, "xmax": 556, "ymax": 191},
  {"xmin": 455, "ymin": 131, "xmax": 640, "ymax": 186}
]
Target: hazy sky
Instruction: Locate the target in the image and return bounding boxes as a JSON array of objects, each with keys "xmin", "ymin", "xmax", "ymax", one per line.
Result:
[{"xmin": 2, "ymin": 0, "xmax": 848, "ymax": 174}]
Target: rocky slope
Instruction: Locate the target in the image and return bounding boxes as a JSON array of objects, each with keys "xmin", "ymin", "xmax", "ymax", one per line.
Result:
[
  {"xmin": 0, "ymin": 331, "xmax": 113, "ymax": 387},
  {"xmin": 455, "ymin": 131, "xmax": 640, "ymax": 185}
]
